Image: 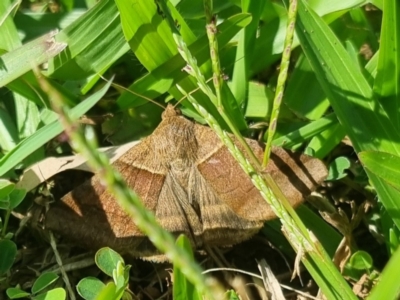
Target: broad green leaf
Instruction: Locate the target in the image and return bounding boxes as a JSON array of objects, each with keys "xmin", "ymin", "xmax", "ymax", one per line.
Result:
[
  {"xmin": 77, "ymin": 277, "xmax": 105, "ymax": 300},
  {"xmin": 0, "ymin": 239, "xmax": 17, "ymax": 275},
  {"xmin": 6, "ymin": 287, "xmax": 30, "ymax": 299},
  {"xmin": 0, "ymin": 80, "xmax": 112, "ymax": 176},
  {"xmin": 95, "ymin": 247, "xmax": 124, "ymax": 277},
  {"xmin": 31, "ymin": 272, "xmax": 59, "ymax": 295},
  {"xmin": 173, "ymin": 235, "xmax": 200, "ymax": 300},
  {"xmin": 359, "ymin": 151, "xmax": 400, "ymax": 191},
  {"xmin": 8, "ymin": 188, "xmax": 26, "ymax": 209},
  {"xmin": 0, "ymin": 179, "xmax": 15, "ymax": 200},
  {"xmin": 96, "ymin": 282, "xmax": 118, "ymax": 300},
  {"xmin": 32, "ymin": 288, "xmax": 66, "ymax": 300}
]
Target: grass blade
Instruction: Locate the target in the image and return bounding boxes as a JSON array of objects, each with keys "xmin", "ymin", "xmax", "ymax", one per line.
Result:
[{"xmin": 295, "ymin": 0, "xmax": 400, "ymax": 230}]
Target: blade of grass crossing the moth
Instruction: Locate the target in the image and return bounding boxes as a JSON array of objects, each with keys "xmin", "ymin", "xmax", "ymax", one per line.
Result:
[
  {"xmin": 204, "ymin": 0, "xmax": 223, "ymax": 108},
  {"xmin": 159, "ymin": 3, "xmax": 261, "ymax": 170},
  {"xmin": 35, "ymin": 74, "xmax": 214, "ymax": 299},
  {"xmin": 116, "ymin": 0, "xmax": 249, "ymax": 130},
  {"xmin": 178, "ymin": 1, "xmax": 357, "ymax": 298}
]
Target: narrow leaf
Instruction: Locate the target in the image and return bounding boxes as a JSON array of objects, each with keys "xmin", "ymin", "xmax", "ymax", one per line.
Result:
[
  {"xmin": 0, "ymin": 30, "xmax": 66, "ymax": 87},
  {"xmin": 359, "ymin": 151, "xmax": 400, "ymax": 191},
  {"xmin": 31, "ymin": 273, "xmax": 59, "ymax": 295},
  {"xmin": 0, "ymin": 80, "xmax": 112, "ymax": 176}
]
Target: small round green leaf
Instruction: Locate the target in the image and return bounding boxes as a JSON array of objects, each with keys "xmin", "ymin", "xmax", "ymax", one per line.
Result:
[
  {"xmin": 226, "ymin": 290, "xmax": 240, "ymax": 300},
  {"xmin": 96, "ymin": 282, "xmax": 118, "ymax": 300},
  {"xmin": 8, "ymin": 188, "xmax": 27, "ymax": 210},
  {"xmin": 6, "ymin": 287, "xmax": 30, "ymax": 299},
  {"xmin": 327, "ymin": 156, "xmax": 350, "ymax": 181},
  {"xmin": 0, "ymin": 179, "xmax": 15, "ymax": 200},
  {"xmin": 0, "ymin": 239, "xmax": 17, "ymax": 275},
  {"xmin": 348, "ymin": 250, "xmax": 373, "ymax": 270},
  {"xmin": 76, "ymin": 277, "xmax": 105, "ymax": 300},
  {"xmin": 32, "ymin": 288, "xmax": 66, "ymax": 300},
  {"xmin": 31, "ymin": 272, "xmax": 59, "ymax": 294},
  {"xmin": 95, "ymin": 247, "xmax": 124, "ymax": 277}
]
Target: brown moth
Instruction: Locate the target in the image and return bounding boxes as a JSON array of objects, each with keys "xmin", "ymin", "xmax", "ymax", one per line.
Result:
[{"xmin": 45, "ymin": 105, "xmax": 327, "ymax": 261}]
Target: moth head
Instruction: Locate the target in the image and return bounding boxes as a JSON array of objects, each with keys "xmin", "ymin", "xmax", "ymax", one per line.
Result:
[{"xmin": 162, "ymin": 104, "xmax": 181, "ymax": 119}]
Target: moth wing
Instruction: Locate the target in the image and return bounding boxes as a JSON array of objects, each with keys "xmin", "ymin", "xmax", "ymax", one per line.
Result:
[
  {"xmin": 45, "ymin": 139, "xmax": 167, "ymax": 256},
  {"xmin": 194, "ymin": 124, "xmax": 327, "ymax": 221},
  {"xmin": 190, "ymin": 167, "xmax": 263, "ymax": 246}
]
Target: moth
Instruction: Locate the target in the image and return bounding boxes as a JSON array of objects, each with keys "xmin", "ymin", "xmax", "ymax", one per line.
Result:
[{"xmin": 45, "ymin": 105, "xmax": 327, "ymax": 261}]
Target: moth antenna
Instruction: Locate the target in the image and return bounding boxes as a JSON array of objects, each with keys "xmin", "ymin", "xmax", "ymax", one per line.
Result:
[
  {"xmin": 99, "ymin": 75, "xmax": 165, "ymax": 109},
  {"xmin": 173, "ymin": 76, "xmax": 215, "ymax": 109}
]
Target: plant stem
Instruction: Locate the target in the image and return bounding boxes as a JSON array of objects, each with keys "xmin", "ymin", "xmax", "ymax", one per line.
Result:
[
  {"xmin": 263, "ymin": 0, "xmax": 298, "ymax": 168},
  {"xmin": 1, "ymin": 210, "xmax": 11, "ymax": 238}
]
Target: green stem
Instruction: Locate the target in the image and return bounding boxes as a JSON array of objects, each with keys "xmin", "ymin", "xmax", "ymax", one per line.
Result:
[
  {"xmin": 1, "ymin": 210, "xmax": 11, "ymax": 238},
  {"xmin": 263, "ymin": 0, "xmax": 298, "ymax": 168}
]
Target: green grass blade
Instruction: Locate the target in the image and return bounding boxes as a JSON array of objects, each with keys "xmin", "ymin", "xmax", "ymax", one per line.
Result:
[
  {"xmin": 359, "ymin": 151, "xmax": 400, "ymax": 191},
  {"xmin": 0, "ymin": 107, "xmax": 19, "ymax": 153},
  {"xmin": 295, "ymin": 0, "xmax": 400, "ymax": 230},
  {"xmin": 272, "ymin": 113, "xmax": 338, "ymax": 148},
  {"xmin": 116, "ymin": 13, "xmax": 250, "ymax": 110},
  {"xmin": 0, "ymin": 30, "xmax": 66, "ymax": 87},
  {"xmin": 367, "ymin": 244, "xmax": 400, "ymax": 300},
  {"xmin": 47, "ymin": 0, "xmax": 129, "ymax": 94},
  {"xmin": 0, "ymin": 80, "xmax": 111, "ymax": 176},
  {"xmin": 115, "ymin": 2, "xmax": 250, "ymax": 129},
  {"xmin": 231, "ymin": 0, "xmax": 266, "ymax": 104},
  {"xmin": 296, "ymin": 1, "xmax": 400, "ymax": 152},
  {"xmin": 0, "ymin": 0, "xmax": 21, "ymax": 51},
  {"xmin": 173, "ymin": 235, "xmax": 201, "ymax": 300},
  {"xmin": 373, "ymin": 0, "xmax": 400, "ymax": 129}
]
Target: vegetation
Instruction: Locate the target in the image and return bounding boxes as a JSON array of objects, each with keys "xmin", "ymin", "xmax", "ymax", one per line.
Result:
[{"xmin": 0, "ymin": 0, "xmax": 399, "ymax": 299}]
